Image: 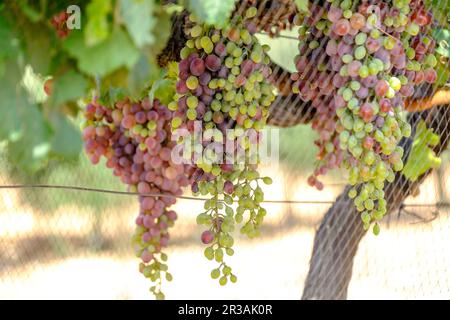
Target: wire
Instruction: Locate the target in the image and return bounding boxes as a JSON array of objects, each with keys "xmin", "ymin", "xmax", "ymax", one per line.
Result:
[
  {"xmin": 256, "ymin": 31, "xmax": 299, "ymax": 41},
  {"xmin": 0, "ymin": 184, "xmax": 448, "ymax": 207}
]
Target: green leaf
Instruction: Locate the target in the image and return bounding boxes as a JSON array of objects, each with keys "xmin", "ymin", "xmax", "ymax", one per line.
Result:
[
  {"xmin": 166, "ymin": 61, "xmax": 179, "ymax": 80},
  {"xmin": 21, "ymin": 65, "xmax": 48, "ymax": 104},
  {"xmin": 149, "ymin": 10, "xmax": 172, "ymax": 56},
  {"xmin": 0, "ymin": 61, "xmax": 23, "ymax": 141},
  {"xmin": 120, "ymin": 0, "xmax": 156, "ymax": 48},
  {"xmin": 8, "ymin": 103, "xmax": 53, "ymax": 172},
  {"xmin": 295, "ymin": 0, "xmax": 310, "ymax": 13},
  {"xmin": 186, "ymin": 0, "xmax": 236, "ymax": 28},
  {"xmin": 435, "ymin": 58, "xmax": 450, "ymax": 86},
  {"xmin": 0, "ymin": 60, "xmax": 52, "ymax": 171},
  {"xmin": 49, "ymin": 112, "xmax": 82, "ymax": 159},
  {"xmin": 402, "ymin": 120, "xmax": 441, "ymax": 181},
  {"xmin": 433, "ymin": 28, "xmax": 450, "ymax": 58},
  {"xmin": 51, "ymin": 70, "xmax": 88, "ymax": 106},
  {"xmin": 128, "ymin": 55, "xmax": 158, "ymax": 99},
  {"xmin": 98, "ymin": 86, "xmax": 128, "ymax": 106},
  {"xmin": 0, "ymin": 15, "xmax": 20, "ymax": 60},
  {"xmin": 63, "ymin": 28, "xmax": 140, "ymax": 77},
  {"xmin": 85, "ymin": 0, "xmax": 112, "ymax": 46},
  {"xmin": 427, "ymin": 0, "xmax": 450, "ymax": 26},
  {"xmin": 22, "ymin": 18, "xmax": 52, "ymax": 74},
  {"xmin": 148, "ymin": 77, "xmax": 175, "ymax": 106},
  {"xmin": 17, "ymin": 0, "xmax": 43, "ymax": 22}
]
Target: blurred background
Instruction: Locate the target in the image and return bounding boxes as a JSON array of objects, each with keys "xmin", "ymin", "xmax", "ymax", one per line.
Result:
[{"xmin": 0, "ymin": 28, "xmax": 449, "ymax": 300}]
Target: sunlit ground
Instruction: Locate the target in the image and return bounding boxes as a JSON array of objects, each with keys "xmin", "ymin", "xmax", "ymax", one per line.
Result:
[{"xmin": 0, "ymin": 164, "xmax": 449, "ymax": 299}]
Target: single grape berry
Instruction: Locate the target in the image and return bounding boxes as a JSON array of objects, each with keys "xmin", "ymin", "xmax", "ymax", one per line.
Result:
[{"xmin": 201, "ymin": 230, "xmax": 214, "ymax": 244}]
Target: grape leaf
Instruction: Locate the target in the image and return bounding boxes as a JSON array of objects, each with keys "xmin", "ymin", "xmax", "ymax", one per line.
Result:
[
  {"xmin": 402, "ymin": 120, "xmax": 441, "ymax": 181},
  {"xmin": 7, "ymin": 103, "xmax": 53, "ymax": 172},
  {"xmin": 85, "ymin": 0, "xmax": 112, "ymax": 46},
  {"xmin": 49, "ymin": 112, "xmax": 82, "ymax": 159},
  {"xmin": 148, "ymin": 77, "xmax": 176, "ymax": 106},
  {"xmin": 128, "ymin": 55, "xmax": 159, "ymax": 99},
  {"xmin": 0, "ymin": 61, "xmax": 23, "ymax": 141},
  {"xmin": 98, "ymin": 87, "xmax": 128, "ymax": 107},
  {"xmin": 120, "ymin": 0, "xmax": 155, "ymax": 48},
  {"xmin": 21, "ymin": 65, "xmax": 48, "ymax": 104},
  {"xmin": 435, "ymin": 58, "xmax": 450, "ymax": 86},
  {"xmin": 150, "ymin": 10, "xmax": 172, "ymax": 56},
  {"xmin": 295, "ymin": 0, "xmax": 310, "ymax": 13},
  {"xmin": 186, "ymin": 0, "xmax": 236, "ymax": 28},
  {"xmin": 17, "ymin": 0, "xmax": 42, "ymax": 23},
  {"xmin": 166, "ymin": 61, "xmax": 179, "ymax": 80},
  {"xmin": 427, "ymin": 0, "xmax": 450, "ymax": 26},
  {"xmin": 22, "ymin": 19, "xmax": 52, "ymax": 74},
  {"xmin": 1, "ymin": 59, "xmax": 81, "ymax": 171},
  {"xmin": 433, "ymin": 28, "xmax": 450, "ymax": 58},
  {"xmin": 51, "ymin": 70, "xmax": 88, "ymax": 107},
  {"xmin": 63, "ymin": 28, "xmax": 140, "ymax": 77},
  {"xmin": 0, "ymin": 15, "xmax": 19, "ymax": 60}
]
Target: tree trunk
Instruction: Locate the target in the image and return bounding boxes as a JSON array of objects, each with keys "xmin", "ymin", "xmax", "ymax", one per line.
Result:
[{"xmin": 302, "ymin": 108, "xmax": 450, "ymax": 300}]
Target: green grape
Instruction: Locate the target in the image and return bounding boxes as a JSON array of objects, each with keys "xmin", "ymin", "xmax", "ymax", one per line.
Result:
[
  {"xmin": 187, "ymin": 109, "xmax": 197, "ymax": 120},
  {"xmin": 358, "ymin": 65, "xmax": 369, "ymax": 78},
  {"xmin": 355, "ymin": 33, "xmax": 367, "ymax": 45},
  {"xmin": 219, "ymin": 276, "xmax": 228, "ymax": 286},
  {"xmin": 215, "ymin": 248, "xmax": 224, "ymax": 262},
  {"xmin": 190, "ymin": 25, "xmax": 203, "ymax": 38},
  {"xmin": 373, "ymin": 223, "xmax": 380, "ymax": 235},
  {"xmin": 211, "ymin": 268, "xmax": 220, "ymax": 279},
  {"xmin": 354, "ymin": 46, "xmax": 367, "ymax": 60},
  {"xmin": 186, "ymin": 76, "xmax": 199, "ymax": 90},
  {"xmin": 342, "ymin": 54, "xmax": 353, "ymax": 64},
  {"xmin": 201, "ymin": 36, "xmax": 214, "ymax": 53},
  {"xmin": 187, "ymin": 96, "xmax": 198, "ymax": 109}
]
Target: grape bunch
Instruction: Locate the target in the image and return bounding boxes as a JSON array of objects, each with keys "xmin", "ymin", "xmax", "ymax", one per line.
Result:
[
  {"xmin": 169, "ymin": 6, "xmax": 275, "ymax": 285},
  {"xmin": 82, "ymin": 97, "xmax": 191, "ymax": 299},
  {"xmin": 292, "ymin": 0, "xmax": 438, "ymax": 233}
]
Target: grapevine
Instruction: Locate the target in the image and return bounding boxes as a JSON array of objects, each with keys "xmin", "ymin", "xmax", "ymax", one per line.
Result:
[
  {"xmin": 292, "ymin": 0, "xmax": 439, "ymax": 233},
  {"xmin": 1, "ymin": 0, "xmax": 448, "ymax": 300}
]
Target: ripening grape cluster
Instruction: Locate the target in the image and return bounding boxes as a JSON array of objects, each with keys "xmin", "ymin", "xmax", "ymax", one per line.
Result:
[
  {"xmin": 292, "ymin": 0, "xmax": 438, "ymax": 233},
  {"xmin": 169, "ymin": 6, "xmax": 275, "ymax": 286},
  {"xmin": 82, "ymin": 97, "xmax": 191, "ymax": 299},
  {"xmin": 50, "ymin": 11, "xmax": 71, "ymax": 38}
]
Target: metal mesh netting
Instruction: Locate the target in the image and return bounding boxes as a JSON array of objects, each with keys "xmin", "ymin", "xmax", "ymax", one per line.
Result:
[{"xmin": 1, "ymin": 0, "xmax": 450, "ymax": 299}]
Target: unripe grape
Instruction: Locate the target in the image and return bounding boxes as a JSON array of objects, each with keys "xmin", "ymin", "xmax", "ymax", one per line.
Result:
[
  {"xmin": 186, "ymin": 76, "xmax": 199, "ymax": 90},
  {"xmin": 190, "ymin": 25, "xmax": 202, "ymax": 38},
  {"xmin": 354, "ymin": 46, "xmax": 367, "ymax": 60},
  {"xmin": 211, "ymin": 268, "xmax": 220, "ymax": 279},
  {"xmin": 219, "ymin": 276, "xmax": 228, "ymax": 286}
]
